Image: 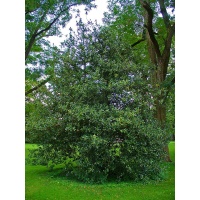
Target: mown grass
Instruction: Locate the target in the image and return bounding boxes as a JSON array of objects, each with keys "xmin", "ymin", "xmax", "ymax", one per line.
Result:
[{"xmin": 25, "ymin": 142, "xmax": 175, "ymax": 200}]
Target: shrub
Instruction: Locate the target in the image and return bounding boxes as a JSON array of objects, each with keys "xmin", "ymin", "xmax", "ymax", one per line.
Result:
[
  {"xmin": 28, "ymin": 103, "xmax": 168, "ymax": 183},
  {"xmin": 68, "ymin": 105, "xmax": 168, "ymax": 183}
]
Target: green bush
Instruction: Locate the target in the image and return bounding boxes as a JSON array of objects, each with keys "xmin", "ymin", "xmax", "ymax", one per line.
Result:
[
  {"xmin": 27, "ymin": 103, "xmax": 168, "ymax": 183},
  {"xmin": 68, "ymin": 105, "xmax": 168, "ymax": 183}
]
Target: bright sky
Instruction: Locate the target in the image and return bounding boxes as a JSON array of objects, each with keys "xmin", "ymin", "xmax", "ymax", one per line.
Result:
[{"xmin": 49, "ymin": 0, "xmax": 108, "ymax": 47}]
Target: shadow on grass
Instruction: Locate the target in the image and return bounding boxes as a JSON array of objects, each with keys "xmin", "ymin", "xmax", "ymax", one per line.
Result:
[
  {"xmin": 31, "ymin": 161, "xmax": 174, "ymax": 187},
  {"xmin": 26, "ymin": 142, "xmax": 175, "ymax": 186}
]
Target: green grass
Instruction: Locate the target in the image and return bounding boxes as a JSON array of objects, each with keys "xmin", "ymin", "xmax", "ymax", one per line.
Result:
[{"xmin": 26, "ymin": 142, "xmax": 175, "ymax": 200}]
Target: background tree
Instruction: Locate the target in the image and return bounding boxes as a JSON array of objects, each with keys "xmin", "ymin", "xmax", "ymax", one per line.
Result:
[
  {"xmin": 105, "ymin": 0, "xmax": 175, "ymax": 161},
  {"xmin": 25, "ymin": 0, "xmax": 97, "ymax": 139},
  {"xmin": 25, "ymin": 0, "xmax": 96, "ymax": 96}
]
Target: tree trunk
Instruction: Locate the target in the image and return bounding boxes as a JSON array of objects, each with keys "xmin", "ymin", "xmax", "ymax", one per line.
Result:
[
  {"xmin": 164, "ymin": 145, "xmax": 172, "ymax": 162},
  {"xmin": 139, "ymin": 0, "xmax": 174, "ymax": 162},
  {"xmin": 155, "ymin": 101, "xmax": 172, "ymax": 162}
]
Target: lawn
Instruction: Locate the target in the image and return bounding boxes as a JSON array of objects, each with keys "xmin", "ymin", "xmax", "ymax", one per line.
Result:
[{"xmin": 25, "ymin": 142, "xmax": 175, "ymax": 200}]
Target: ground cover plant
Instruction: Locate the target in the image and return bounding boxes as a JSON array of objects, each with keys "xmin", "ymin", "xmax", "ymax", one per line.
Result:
[{"xmin": 25, "ymin": 142, "xmax": 175, "ymax": 200}]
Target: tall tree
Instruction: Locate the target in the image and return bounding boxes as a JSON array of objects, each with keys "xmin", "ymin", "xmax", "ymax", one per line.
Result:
[
  {"xmin": 139, "ymin": 0, "xmax": 175, "ymax": 162},
  {"xmin": 106, "ymin": 0, "xmax": 175, "ymax": 161}
]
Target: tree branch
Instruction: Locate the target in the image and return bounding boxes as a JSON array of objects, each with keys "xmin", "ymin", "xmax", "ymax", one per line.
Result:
[
  {"xmin": 25, "ymin": 7, "xmax": 40, "ymax": 15},
  {"xmin": 25, "ymin": 34, "xmax": 37, "ymax": 61},
  {"xmin": 25, "ymin": 10, "xmax": 48, "ymax": 60},
  {"xmin": 131, "ymin": 38, "xmax": 145, "ymax": 47},
  {"xmin": 25, "ymin": 77, "xmax": 51, "ymax": 96},
  {"xmin": 140, "ymin": 0, "xmax": 161, "ymax": 58},
  {"xmin": 26, "ymin": 3, "xmax": 76, "ymax": 60},
  {"xmin": 162, "ymin": 22, "xmax": 175, "ymax": 78},
  {"xmin": 35, "ymin": 3, "xmax": 78, "ymax": 37},
  {"xmin": 158, "ymin": 0, "xmax": 170, "ymax": 28}
]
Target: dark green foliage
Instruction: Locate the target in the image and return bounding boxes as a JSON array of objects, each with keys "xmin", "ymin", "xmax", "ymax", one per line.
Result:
[
  {"xmin": 28, "ymin": 104, "xmax": 168, "ymax": 183},
  {"xmin": 26, "ymin": 19, "xmax": 170, "ymax": 183},
  {"xmin": 70, "ymin": 106, "xmax": 168, "ymax": 183}
]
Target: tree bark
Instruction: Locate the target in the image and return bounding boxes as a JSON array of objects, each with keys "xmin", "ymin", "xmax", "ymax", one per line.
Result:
[
  {"xmin": 164, "ymin": 145, "xmax": 172, "ymax": 162},
  {"xmin": 155, "ymin": 99, "xmax": 172, "ymax": 162},
  {"xmin": 25, "ymin": 77, "xmax": 51, "ymax": 96},
  {"xmin": 139, "ymin": 0, "xmax": 174, "ymax": 162}
]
